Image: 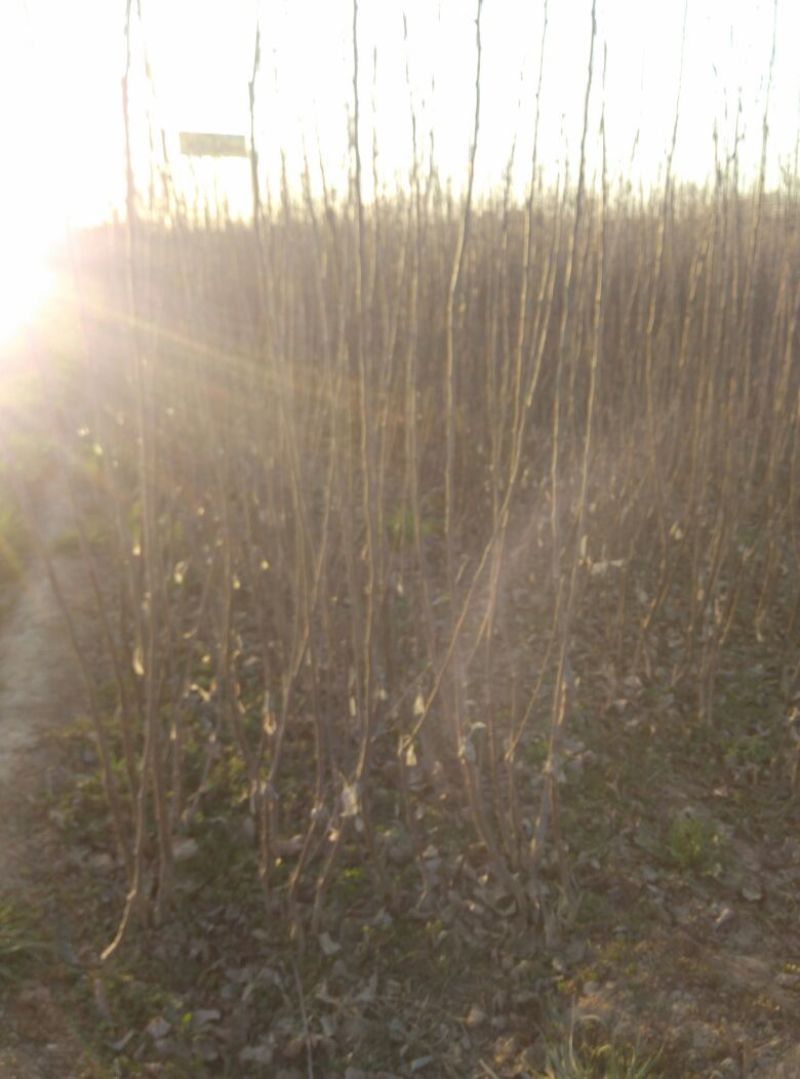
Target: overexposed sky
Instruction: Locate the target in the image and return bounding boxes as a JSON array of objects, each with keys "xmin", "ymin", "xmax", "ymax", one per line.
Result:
[{"xmin": 1, "ymin": 0, "xmax": 799, "ymax": 237}]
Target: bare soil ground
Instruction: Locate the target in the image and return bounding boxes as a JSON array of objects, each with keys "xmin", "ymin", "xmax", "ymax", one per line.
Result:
[{"xmin": 1, "ymin": 303, "xmax": 800, "ymax": 1077}]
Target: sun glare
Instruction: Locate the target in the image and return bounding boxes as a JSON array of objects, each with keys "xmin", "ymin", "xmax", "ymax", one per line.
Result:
[{"xmin": 0, "ymin": 216, "xmax": 58, "ymax": 351}]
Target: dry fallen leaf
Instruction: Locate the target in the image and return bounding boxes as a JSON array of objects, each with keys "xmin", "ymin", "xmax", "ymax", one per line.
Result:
[
  {"xmin": 173, "ymin": 837, "xmax": 199, "ymax": 862},
  {"xmin": 145, "ymin": 1016, "xmax": 171, "ymax": 1040},
  {"xmin": 465, "ymin": 1004, "xmax": 487, "ymax": 1028},
  {"xmin": 193, "ymin": 1008, "xmax": 221, "ymax": 1027},
  {"xmin": 318, "ymin": 931, "xmax": 341, "ymax": 956},
  {"xmin": 239, "ymin": 1044, "xmax": 274, "ymax": 1065}
]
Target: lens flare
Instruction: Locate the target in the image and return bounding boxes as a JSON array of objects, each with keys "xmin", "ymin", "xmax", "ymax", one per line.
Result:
[{"xmin": 0, "ymin": 213, "xmax": 59, "ymax": 350}]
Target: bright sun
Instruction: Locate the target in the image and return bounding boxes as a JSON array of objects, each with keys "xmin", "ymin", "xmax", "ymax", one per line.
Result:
[{"xmin": 0, "ymin": 211, "xmax": 59, "ymax": 351}]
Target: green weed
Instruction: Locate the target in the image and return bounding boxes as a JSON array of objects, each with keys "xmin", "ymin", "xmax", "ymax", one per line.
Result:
[
  {"xmin": 541, "ymin": 1036, "xmax": 661, "ymax": 1078},
  {"xmin": 540, "ymin": 1011, "xmax": 661, "ymax": 1079},
  {"xmin": 666, "ymin": 814, "xmax": 722, "ymax": 874}
]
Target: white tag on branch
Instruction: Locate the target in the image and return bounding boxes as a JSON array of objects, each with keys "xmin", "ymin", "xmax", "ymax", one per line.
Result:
[
  {"xmin": 132, "ymin": 643, "xmax": 145, "ymax": 677},
  {"xmin": 459, "ymin": 721, "xmax": 487, "ymax": 765},
  {"xmin": 173, "ymin": 560, "xmax": 188, "ymax": 585},
  {"xmin": 413, "ymin": 692, "xmax": 426, "ymax": 717},
  {"xmin": 262, "ymin": 693, "xmax": 277, "ymax": 736},
  {"xmin": 404, "ymin": 741, "xmax": 418, "ymax": 767},
  {"xmin": 590, "ymin": 559, "xmax": 624, "ymax": 577},
  {"xmin": 459, "ymin": 733, "xmax": 476, "ymax": 765},
  {"xmin": 341, "ymin": 780, "xmax": 360, "ymax": 818}
]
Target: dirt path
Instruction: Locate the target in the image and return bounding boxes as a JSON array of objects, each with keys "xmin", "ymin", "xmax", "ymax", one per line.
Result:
[
  {"xmin": 0, "ymin": 474, "xmax": 88, "ymax": 1077},
  {"xmin": 0, "ymin": 477, "xmax": 80, "ymax": 874},
  {"xmin": 0, "ymin": 330, "xmax": 88, "ymax": 1075}
]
